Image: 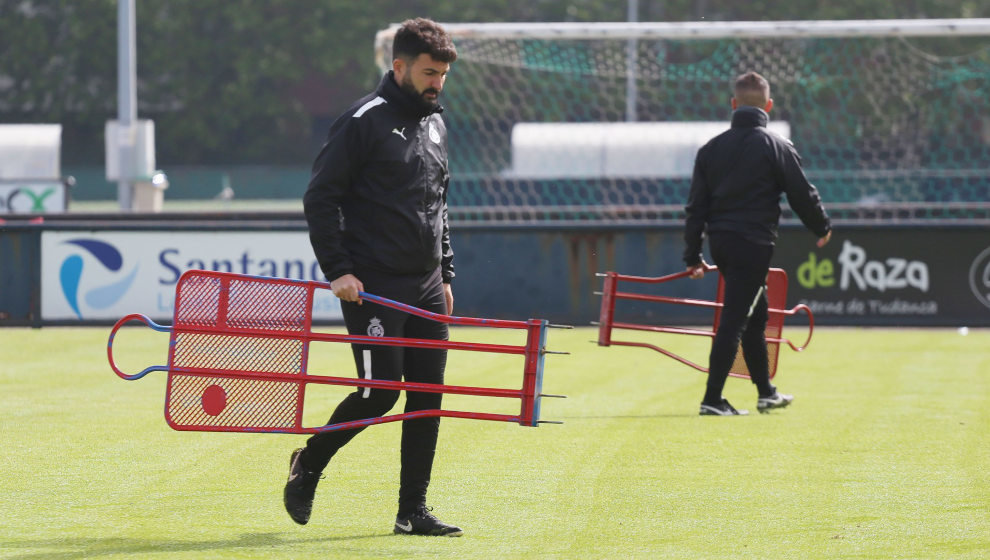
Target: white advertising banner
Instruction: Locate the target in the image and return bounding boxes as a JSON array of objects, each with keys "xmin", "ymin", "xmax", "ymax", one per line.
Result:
[
  {"xmin": 0, "ymin": 182, "xmax": 67, "ymax": 214},
  {"xmin": 40, "ymin": 231, "xmax": 341, "ymax": 321}
]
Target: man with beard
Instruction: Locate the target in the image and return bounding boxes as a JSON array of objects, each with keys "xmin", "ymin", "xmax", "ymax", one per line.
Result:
[{"xmin": 285, "ymin": 18, "xmax": 462, "ymax": 536}]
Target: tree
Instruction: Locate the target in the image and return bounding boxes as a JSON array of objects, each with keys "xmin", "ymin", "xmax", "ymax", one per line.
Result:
[{"xmin": 1, "ymin": 0, "xmax": 986, "ymax": 165}]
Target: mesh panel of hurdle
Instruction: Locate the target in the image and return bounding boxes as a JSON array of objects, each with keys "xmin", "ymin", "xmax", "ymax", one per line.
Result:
[
  {"xmin": 595, "ymin": 265, "xmax": 813, "ymax": 380},
  {"xmin": 108, "ymin": 270, "xmax": 567, "ymax": 434}
]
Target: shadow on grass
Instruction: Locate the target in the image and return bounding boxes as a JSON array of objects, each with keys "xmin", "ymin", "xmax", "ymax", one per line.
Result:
[{"xmin": 0, "ymin": 532, "xmax": 389, "ymax": 559}]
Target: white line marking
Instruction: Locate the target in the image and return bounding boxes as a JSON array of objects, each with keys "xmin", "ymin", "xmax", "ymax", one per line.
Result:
[
  {"xmin": 362, "ymin": 350, "xmax": 372, "ymax": 398},
  {"xmin": 747, "ymin": 285, "xmax": 766, "ymax": 318}
]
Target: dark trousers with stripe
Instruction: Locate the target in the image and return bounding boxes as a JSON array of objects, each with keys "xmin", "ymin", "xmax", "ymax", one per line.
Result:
[
  {"xmin": 704, "ymin": 233, "xmax": 776, "ymax": 405},
  {"xmin": 302, "ymin": 266, "xmax": 448, "ymax": 515}
]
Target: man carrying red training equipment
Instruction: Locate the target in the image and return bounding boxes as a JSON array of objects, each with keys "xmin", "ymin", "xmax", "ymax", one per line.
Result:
[
  {"xmin": 289, "ymin": 18, "xmax": 461, "ymax": 536},
  {"xmin": 683, "ymin": 71, "xmax": 832, "ymax": 416}
]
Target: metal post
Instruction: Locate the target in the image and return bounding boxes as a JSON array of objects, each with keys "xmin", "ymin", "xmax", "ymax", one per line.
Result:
[
  {"xmin": 597, "ymin": 272, "xmax": 618, "ymax": 346},
  {"xmin": 625, "ymin": 0, "xmax": 638, "ymax": 122},
  {"xmin": 117, "ymin": 0, "xmax": 137, "ymax": 210}
]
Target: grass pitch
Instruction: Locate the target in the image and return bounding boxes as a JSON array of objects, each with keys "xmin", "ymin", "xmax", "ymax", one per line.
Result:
[{"xmin": 1, "ymin": 325, "xmax": 987, "ymax": 559}]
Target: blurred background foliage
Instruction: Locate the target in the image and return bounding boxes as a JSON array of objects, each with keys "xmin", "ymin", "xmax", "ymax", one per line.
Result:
[{"xmin": 0, "ymin": 0, "xmax": 987, "ymax": 165}]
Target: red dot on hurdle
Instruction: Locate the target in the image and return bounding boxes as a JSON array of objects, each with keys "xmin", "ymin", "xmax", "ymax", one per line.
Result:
[{"xmin": 202, "ymin": 384, "xmax": 227, "ymax": 416}]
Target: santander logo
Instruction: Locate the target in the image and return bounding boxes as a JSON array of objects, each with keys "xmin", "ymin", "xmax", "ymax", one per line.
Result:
[{"xmin": 58, "ymin": 239, "xmax": 138, "ymax": 319}]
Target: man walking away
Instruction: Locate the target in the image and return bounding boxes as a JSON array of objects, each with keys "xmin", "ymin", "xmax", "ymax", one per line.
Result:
[{"xmin": 683, "ymin": 71, "xmax": 832, "ymax": 416}]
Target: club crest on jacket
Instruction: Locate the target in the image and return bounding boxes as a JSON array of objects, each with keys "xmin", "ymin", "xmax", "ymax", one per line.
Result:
[{"xmin": 367, "ymin": 317, "xmax": 385, "ymax": 337}]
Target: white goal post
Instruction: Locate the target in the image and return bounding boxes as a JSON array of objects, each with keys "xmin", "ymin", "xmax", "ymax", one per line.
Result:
[
  {"xmin": 377, "ymin": 19, "xmax": 990, "ymax": 66},
  {"xmin": 374, "ymin": 19, "xmax": 990, "ymax": 225}
]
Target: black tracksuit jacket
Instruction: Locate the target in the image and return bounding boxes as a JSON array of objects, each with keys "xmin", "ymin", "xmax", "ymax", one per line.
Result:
[
  {"xmin": 304, "ymin": 71, "xmax": 453, "ymax": 284},
  {"xmin": 683, "ymin": 106, "xmax": 831, "ymax": 266}
]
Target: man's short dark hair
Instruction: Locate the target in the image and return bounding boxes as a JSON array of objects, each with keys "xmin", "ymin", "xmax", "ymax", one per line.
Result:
[
  {"xmin": 393, "ymin": 18, "xmax": 457, "ymax": 63},
  {"xmin": 734, "ymin": 71, "xmax": 770, "ymax": 107}
]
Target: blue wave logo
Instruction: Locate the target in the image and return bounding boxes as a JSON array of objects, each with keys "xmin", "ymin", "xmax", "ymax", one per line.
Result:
[{"xmin": 59, "ymin": 239, "xmax": 138, "ymax": 319}]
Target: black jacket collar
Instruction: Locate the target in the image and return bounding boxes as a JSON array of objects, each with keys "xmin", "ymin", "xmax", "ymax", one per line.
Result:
[
  {"xmin": 377, "ymin": 70, "xmax": 444, "ymax": 119},
  {"xmin": 730, "ymin": 106, "xmax": 769, "ymax": 129}
]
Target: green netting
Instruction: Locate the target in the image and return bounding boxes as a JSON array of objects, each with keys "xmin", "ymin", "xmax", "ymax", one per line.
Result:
[{"xmin": 439, "ymin": 33, "xmax": 990, "ymax": 223}]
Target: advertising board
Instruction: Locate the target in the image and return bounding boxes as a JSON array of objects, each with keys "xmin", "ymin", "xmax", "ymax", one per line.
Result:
[
  {"xmin": 40, "ymin": 231, "xmax": 340, "ymax": 322},
  {"xmin": 774, "ymin": 228, "xmax": 990, "ymax": 326},
  {"xmin": 0, "ymin": 182, "xmax": 67, "ymax": 214}
]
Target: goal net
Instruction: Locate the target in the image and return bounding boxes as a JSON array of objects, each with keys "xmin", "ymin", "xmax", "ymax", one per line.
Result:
[{"xmin": 375, "ymin": 19, "xmax": 990, "ymax": 224}]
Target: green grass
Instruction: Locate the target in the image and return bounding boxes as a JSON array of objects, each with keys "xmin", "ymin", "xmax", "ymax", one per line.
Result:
[{"xmin": 1, "ymin": 326, "xmax": 988, "ymax": 559}]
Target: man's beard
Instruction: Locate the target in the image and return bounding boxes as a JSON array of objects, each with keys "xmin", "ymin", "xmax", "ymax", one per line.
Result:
[{"xmin": 399, "ymin": 74, "xmax": 440, "ymax": 112}]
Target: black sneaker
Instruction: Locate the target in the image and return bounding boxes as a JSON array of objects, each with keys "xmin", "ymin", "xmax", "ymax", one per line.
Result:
[
  {"xmin": 699, "ymin": 399, "xmax": 749, "ymax": 416},
  {"xmin": 757, "ymin": 391, "xmax": 794, "ymax": 413},
  {"xmin": 394, "ymin": 506, "xmax": 464, "ymax": 537},
  {"xmin": 283, "ymin": 448, "xmax": 321, "ymax": 525}
]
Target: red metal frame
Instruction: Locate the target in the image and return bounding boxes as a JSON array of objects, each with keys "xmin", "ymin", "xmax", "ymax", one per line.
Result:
[
  {"xmin": 108, "ymin": 270, "xmax": 562, "ymax": 434},
  {"xmin": 596, "ymin": 265, "xmax": 814, "ymax": 379}
]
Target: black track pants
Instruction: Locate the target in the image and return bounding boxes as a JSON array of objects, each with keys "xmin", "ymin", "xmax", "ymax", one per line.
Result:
[
  {"xmin": 703, "ymin": 233, "xmax": 776, "ymax": 404},
  {"xmin": 302, "ymin": 266, "xmax": 448, "ymax": 514}
]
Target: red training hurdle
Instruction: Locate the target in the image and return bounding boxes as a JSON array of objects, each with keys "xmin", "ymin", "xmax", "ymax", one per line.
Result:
[
  {"xmin": 108, "ymin": 270, "xmax": 566, "ymax": 434},
  {"xmin": 595, "ymin": 264, "xmax": 814, "ymax": 380}
]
